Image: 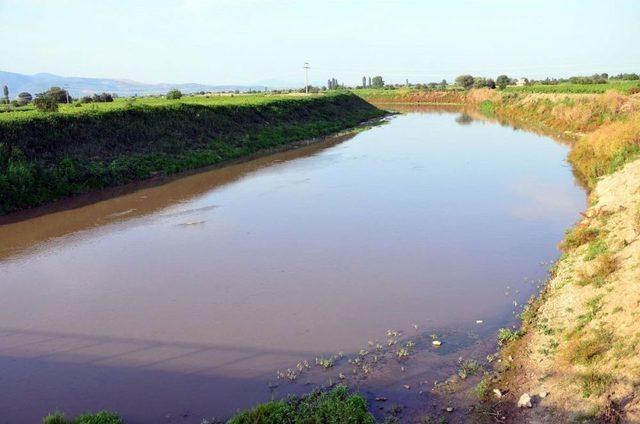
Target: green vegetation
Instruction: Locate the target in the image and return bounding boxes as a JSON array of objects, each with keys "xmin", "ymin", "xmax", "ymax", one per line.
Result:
[
  {"xmin": 166, "ymin": 89, "xmax": 182, "ymax": 99},
  {"xmin": 497, "ymin": 328, "xmax": 522, "ymax": 346},
  {"xmin": 505, "ymin": 80, "xmax": 640, "ymax": 94},
  {"xmin": 560, "ymin": 226, "xmax": 600, "ymax": 251},
  {"xmin": 584, "ymin": 238, "xmax": 607, "ymax": 261},
  {"xmin": 0, "ymin": 93, "xmax": 383, "ymax": 214},
  {"xmin": 41, "ymin": 411, "xmax": 121, "ymax": 424},
  {"xmin": 227, "ymin": 386, "xmax": 375, "ymax": 424}
]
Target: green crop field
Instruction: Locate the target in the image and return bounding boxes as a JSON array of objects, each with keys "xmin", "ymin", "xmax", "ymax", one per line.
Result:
[
  {"xmin": 504, "ymin": 80, "xmax": 640, "ymax": 94},
  {"xmin": 0, "ymin": 92, "xmax": 323, "ymax": 122}
]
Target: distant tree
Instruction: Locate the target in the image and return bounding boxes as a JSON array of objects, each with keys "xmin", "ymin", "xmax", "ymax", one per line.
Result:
[
  {"xmin": 2, "ymin": 85, "xmax": 8, "ymax": 104},
  {"xmin": 496, "ymin": 75, "xmax": 510, "ymax": 90},
  {"xmin": 486, "ymin": 78, "xmax": 496, "ymax": 89},
  {"xmin": 362, "ymin": 76, "xmax": 366, "ymax": 88},
  {"xmin": 405, "ymin": 79, "xmax": 409, "ymax": 87},
  {"xmin": 441, "ymin": 79, "xmax": 447, "ymax": 88},
  {"xmin": 368, "ymin": 76, "xmax": 372, "ymax": 87},
  {"xmin": 455, "ymin": 74, "xmax": 474, "ymax": 89},
  {"xmin": 166, "ymin": 89, "xmax": 182, "ymax": 99},
  {"xmin": 473, "ymin": 77, "xmax": 487, "ymax": 88},
  {"xmin": 33, "ymin": 95, "xmax": 58, "ymax": 112},
  {"xmin": 371, "ymin": 76, "xmax": 384, "ymax": 88},
  {"xmin": 39, "ymin": 86, "xmax": 71, "ymax": 103},
  {"xmin": 17, "ymin": 92, "xmax": 32, "ymax": 104},
  {"xmin": 92, "ymin": 92, "xmax": 114, "ymax": 102}
]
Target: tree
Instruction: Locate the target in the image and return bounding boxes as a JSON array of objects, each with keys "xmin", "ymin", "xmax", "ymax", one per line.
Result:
[
  {"xmin": 17, "ymin": 92, "xmax": 32, "ymax": 105},
  {"xmin": 33, "ymin": 95, "xmax": 58, "ymax": 112},
  {"xmin": 368, "ymin": 76, "xmax": 372, "ymax": 87},
  {"xmin": 38, "ymin": 86, "xmax": 71, "ymax": 103},
  {"xmin": 2, "ymin": 85, "xmax": 8, "ymax": 104},
  {"xmin": 362, "ymin": 76, "xmax": 366, "ymax": 88},
  {"xmin": 486, "ymin": 78, "xmax": 496, "ymax": 89},
  {"xmin": 371, "ymin": 76, "xmax": 384, "ymax": 88},
  {"xmin": 473, "ymin": 77, "xmax": 487, "ymax": 88},
  {"xmin": 166, "ymin": 89, "xmax": 182, "ymax": 99},
  {"xmin": 496, "ymin": 75, "xmax": 510, "ymax": 90},
  {"xmin": 455, "ymin": 74, "xmax": 474, "ymax": 89}
]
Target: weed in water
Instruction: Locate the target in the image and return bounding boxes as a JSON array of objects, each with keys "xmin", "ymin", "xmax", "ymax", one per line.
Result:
[
  {"xmin": 457, "ymin": 359, "xmax": 484, "ymax": 380},
  {"xmin": 42, "ymin": 412, "xmax": 69, "ymax": 424}
]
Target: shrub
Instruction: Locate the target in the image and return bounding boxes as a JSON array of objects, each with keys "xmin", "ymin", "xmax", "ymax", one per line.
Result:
[
  {"xmin": 33, "ymin": 95, "xmax": 59, "ymax": 112},
  {"xmin": 166, "ymin": 89, "xmax": 183, "ymax": 99}
]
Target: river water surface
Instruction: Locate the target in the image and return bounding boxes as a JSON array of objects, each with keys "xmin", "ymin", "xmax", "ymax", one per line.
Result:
[{"xmin": 0, "ymin": 108, "xmax": 585, "ymax": 423}]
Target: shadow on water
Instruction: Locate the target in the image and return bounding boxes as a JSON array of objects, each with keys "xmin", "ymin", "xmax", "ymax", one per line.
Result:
[
  {"xmin": 0, "ymin": 132, "xmax": 356, "ymax": 260},
  {"xmin": 0, "ymin": 326, "xmax": 327, "ymax": 424}
]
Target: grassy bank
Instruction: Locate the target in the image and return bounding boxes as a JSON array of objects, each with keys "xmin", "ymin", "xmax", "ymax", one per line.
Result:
[{"xmin": 0, "ymin": 93, "xmax": 384, "ymax": 215}]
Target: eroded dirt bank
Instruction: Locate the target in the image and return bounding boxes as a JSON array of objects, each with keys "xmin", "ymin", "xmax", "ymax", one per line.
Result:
[{"xmin": 491, "ymin": 159, "xmax": 640, "ymax": 423}]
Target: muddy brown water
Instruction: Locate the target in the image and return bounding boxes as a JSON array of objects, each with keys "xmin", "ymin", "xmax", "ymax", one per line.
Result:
[{"xmin": 0, "ymin": 107, "xmax": 585, "ymax": 423}]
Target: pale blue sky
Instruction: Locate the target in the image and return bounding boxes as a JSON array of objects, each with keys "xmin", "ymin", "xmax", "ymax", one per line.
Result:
[{"xmin": 1, "ymin": 0, "xmax": 639, "ymax": 86}]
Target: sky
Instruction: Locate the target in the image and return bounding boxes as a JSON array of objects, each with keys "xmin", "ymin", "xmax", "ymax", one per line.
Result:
[{"xmin": 1, "ymin": 0, "xmax": 639, "ymax": 87}]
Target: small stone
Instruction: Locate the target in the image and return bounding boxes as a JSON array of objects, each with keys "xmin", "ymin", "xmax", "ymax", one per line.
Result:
[
  {"xmin": 445, "ymin": 407, "xmax": 454, "ymax": 412},
  {"xmin": 476, "ymin": 320, "xmax": 484, "ymax": 324},
  {"xmin": 375, "ymin": 397, "xmax": 387, "ymax": 402},
  {"xmin": 432, "ymin": 340, "xmax": 442, "ymax": 347},
  {"xmin": 518, "ymin": 393, "xmax": 532, "ymax": 408},
  {"xmin": 539, "ymin": 391, "xmax": 548, "ymax": 398},
  {"xmin": 493, "ymin": 388, "xmax": 503, "ymax": 398},
  {"xmin": 403, "ymin": 384, "xmax": 411, "ymax": 390}
]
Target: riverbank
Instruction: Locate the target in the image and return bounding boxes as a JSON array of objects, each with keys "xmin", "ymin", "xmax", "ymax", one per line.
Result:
[
  {"xmin": 360, "ymin": 88, "xmax": 640, "ymax": 421},
  {"xmin": 0, "ymin": 93, "xmax": 384, "ymax": 215}
]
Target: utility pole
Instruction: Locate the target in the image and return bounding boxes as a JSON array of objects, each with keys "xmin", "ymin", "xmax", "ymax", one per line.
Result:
[{"xmin": 303, "ymin": 62, "xmax": 310, "ymax": 94}]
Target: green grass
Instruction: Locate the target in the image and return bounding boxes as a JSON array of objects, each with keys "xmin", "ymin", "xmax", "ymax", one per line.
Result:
[
  {"xmin": 584, "ymin": 239, "xmax": 607, "ymax": 261},
  {"xmin": 505, "ymin": 80, "xmax": 640, "ymax": 94},
  {"xmin": 41, "ymin": 411, "xmax": 121, "ymax": 424},
  {"xmin": 227, "ymin": 386, "xmax": 375, "ymax": 424},
  {"xmin": 0, "ymin": 93, "xmax": 383, "ymax": 214}
]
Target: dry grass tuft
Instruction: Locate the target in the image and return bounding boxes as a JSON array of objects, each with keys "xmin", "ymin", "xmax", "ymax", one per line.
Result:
[{"xmin": 560, "ymin": 225, "xmax": 600, "ymax": 251}]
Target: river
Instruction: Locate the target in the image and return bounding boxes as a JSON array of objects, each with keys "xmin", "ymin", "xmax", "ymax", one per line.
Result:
[{"xmin": 0, "ymin": 106, "xmax": 585, "ymax": 423}]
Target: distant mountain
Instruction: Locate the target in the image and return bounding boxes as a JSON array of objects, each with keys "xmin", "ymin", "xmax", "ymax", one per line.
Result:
[{"xmin": 0, "ymin": 70, "xmax": 267, "ymax": 98}]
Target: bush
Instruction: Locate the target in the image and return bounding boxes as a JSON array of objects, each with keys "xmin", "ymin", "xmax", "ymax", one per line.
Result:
[
  {"xmin": 166, "ymin": 89, "xmax": 182, "ymax": 99},
  {"xmin": 33, "ymin": 95, "xmax": 59, "ymax": 112},
  {"xmin": 228, "ymin": 386, "xmax": 375, "ymax": 424}
]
